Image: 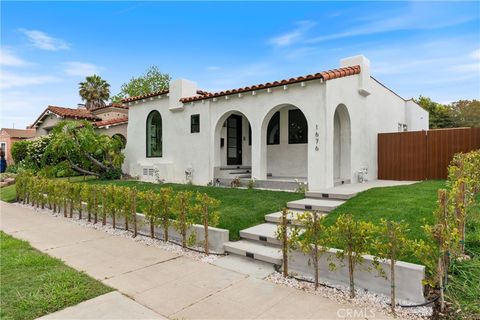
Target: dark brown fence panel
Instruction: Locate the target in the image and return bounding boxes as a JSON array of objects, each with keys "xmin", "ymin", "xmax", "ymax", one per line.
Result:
[
  {"xmin": 378, "ymin": 128, "xmax": 480, "ymax": 180},
  {"xmin": 378, "ymin": 131, "xmax": 427, "ymax": 180}
]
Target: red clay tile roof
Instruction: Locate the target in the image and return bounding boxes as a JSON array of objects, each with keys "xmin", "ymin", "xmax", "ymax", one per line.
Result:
[
  {"xmin": 47, "ymin": 106, "xmax": 100, "ymax": 120},
  {"xmin": 0, "ymin": 128, "xmax": 36, "ymax": 138},
  {"xmin": 94, "ymin": 117, "xmax": 129, "ymax": 128},
  {"xmin": 123, "ymin": 89, "xmax": 210, "ymax": 103},
  {"xmin": 180, "ymin": 65, "xmax": 361, "ymax": 103},
  {"xmin": 90, "ymin": 103, "xmax": 129, "ymax": 111}
]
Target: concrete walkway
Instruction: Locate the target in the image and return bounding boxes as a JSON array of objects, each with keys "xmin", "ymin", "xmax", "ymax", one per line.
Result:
[{"xmin": 0, "ymin": 202, "xmax": 392, "ymax": 319}]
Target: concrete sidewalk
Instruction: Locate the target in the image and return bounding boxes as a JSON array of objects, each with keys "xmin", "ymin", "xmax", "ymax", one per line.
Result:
[{"xmin": 1, "ymin": 202, "xmax": 391, "ymax": 319}]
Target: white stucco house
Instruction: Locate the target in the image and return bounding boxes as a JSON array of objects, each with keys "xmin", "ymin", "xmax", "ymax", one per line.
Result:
[{"xmin": 122, "ymin": 55, "xmax": 428, "ymax": 191}]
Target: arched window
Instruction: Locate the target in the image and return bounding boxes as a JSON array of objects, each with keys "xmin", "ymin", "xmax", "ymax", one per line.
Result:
[
  {"xmin": 267, "ymin": 111, "xmax": 280, "ymax": 145},
  {"xmin": 146, "ymin": 111, "xmax": 162, "ymax": 157}
]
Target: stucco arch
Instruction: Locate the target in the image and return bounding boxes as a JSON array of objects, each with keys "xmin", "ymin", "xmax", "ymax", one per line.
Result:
[
  {"xmin": 213, "ymin": 109, "xmax": 253, "ymax": 168},
  {"xmin": 333, "ymin": 104, "xmax": 351, "ymax": 181},
  {"xmin": 260, "ymin": 103, "xmax": 309, "ymax": 178}
]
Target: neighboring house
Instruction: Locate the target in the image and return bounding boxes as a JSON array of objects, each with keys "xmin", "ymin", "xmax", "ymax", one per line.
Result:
[
  {"xmin": 30, "ymin": 104, "xmax": 128, "ymax": 145},
  {"xmin": 122, "ymin": 55, "xmax": 429, "ymax": 191},
  {"xmin": 0, "ymin": 128, "xmax": 37, "ymax": 165}
]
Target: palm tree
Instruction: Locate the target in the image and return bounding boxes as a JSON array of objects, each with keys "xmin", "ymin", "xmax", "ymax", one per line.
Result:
[{"xmin": 79, "ymin": 74, "xmax": 111, "ymax": 110}]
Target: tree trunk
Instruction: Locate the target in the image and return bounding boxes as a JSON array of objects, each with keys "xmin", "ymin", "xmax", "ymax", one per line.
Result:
[
  {"xmin": 69, "ymin": 199, "xmax": 73, "ymax": 218},
  {"xmin": 79, "ymin": 201, "xmax": 82, "ymax": 220},
  {"xmin": 83, "ymin": 152, "xmax": 109, "ymax": 171},
  {"xmin": 94, "ymin": 191, "xmax": 98, "ymax": 224},
  {"xmin": 204, "ymin": 208, "xmax": 209, "ymax": 255},
  {"xmin": 438, "ymin": 255, "xmax": 445, "ymax": 313},
  {"xmin": 348, "ymin": 251, "xmax": 355, "ymax": 298},
  {"xmin": 282, "ymin": 208, "xmax": 288, "ymax": 277},
  {"xmin": 102, "ymin": 190, "xmax": 106, "ymax": 225},
  {"xmin": 150, "ymin": 217, "xmax": 155, "ymax": 238},
  {"xmin": 69, "ymin": 161, "xmax": 100, "ymax": 177},
  {"xmin": 112, "ymin": 210, "xmax": 116, "ymax": 229},
  {"xmin": 63, "ymin": 198, "xmax": 67, "ymax": 217},
  {"xmin": 390, "ymin": 258, "xmax": 396, "ymax": 314},
  {"xmin": 132, "ymin": 192, "xmax": 137, "ymax": 237}
]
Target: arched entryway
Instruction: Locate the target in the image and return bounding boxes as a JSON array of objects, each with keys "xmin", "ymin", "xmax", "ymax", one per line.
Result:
[
  {"xmin": 261, "ymin": 104, "xmax": 308, "ymax": 180},
  {"xmin": 213, "ymin": 111, "xmax": 253, "ymax": 178},
  {"xmin": 333, "ymin": 104, "xmax": 351, "ymax": 182},
  {"xmin": 112, "ymin": 133, "xmax": 127, "ymax": 149}
]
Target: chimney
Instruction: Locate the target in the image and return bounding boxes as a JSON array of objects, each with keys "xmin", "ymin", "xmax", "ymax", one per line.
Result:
[
  {"xmin": 168, "ymin": 79, "xmax": 198, "ymax": 111},
  {"xmin": 340, "ymin": 55, "xmax": 371, "ymax": 97}
]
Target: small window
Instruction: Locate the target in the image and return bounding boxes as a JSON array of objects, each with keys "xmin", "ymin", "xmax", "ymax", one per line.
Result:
[
  {"xmin": 288, "ymin": 109, "xmax": 308, "ymax": 144},
  {"xmin": 267, "ymin": 112, "xmax": 280, "ymax": 145},
  {"xmin": 191, "ymin": 114, "xmax": 200, "ymax": 133}
]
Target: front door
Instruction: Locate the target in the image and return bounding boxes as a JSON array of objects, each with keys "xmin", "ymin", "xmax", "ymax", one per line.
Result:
[{"xmin": 227, "ymin": 115, "xmax": 242, "ymax": 165}]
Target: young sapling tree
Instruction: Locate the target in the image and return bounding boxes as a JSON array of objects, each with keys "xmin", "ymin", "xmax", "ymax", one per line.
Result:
[
  {"xmin": 193, "ymin": 192, "xmax": 220, "ymax": 255},
  {"xmin": 328, "ymin": 214, "xmax": 376, "ymax": 298}
]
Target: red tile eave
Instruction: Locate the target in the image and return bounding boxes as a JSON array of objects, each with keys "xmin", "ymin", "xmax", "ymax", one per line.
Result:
[
  {"xmin": 179, "ymin": 65, "xmax": 360, "ymax": 103},
  {"xmin": 122, "ymin": 89, "xmax": 210, "ymax": 104},
  {"xmin": 94, "ymin": 117, "xmax": 128, "ymax": 128}
]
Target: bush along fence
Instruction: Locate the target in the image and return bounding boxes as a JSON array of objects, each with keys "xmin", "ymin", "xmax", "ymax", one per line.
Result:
[
  {"xmin": 276, "ymin": 149, "xmax": 480, "ymax": 315},
  {"xmin": 15, "ymin": 174, "xmax": 227, "ymax": 255}
]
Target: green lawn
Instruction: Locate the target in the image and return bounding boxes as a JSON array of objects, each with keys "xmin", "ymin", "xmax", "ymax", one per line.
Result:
[
  {"xmin": 0, "ymin": 185, "xmax": 16, "ymax": 203},
  {"xmin": 0, "ymin": 232, "xmax": 112, "ymax": 320},
  {"xmin": 86, "ymin": 180, "xmax": 304, "ymax": 240}
]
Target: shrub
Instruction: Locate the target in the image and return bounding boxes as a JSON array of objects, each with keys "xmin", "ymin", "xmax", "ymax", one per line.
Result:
[{"xmin": 10, "ymin": 140, "xmax": 30, "ymax": 163}]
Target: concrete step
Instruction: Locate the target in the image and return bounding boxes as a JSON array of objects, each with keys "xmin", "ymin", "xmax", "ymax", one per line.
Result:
[
  {"xmin": 305, "ymin": 191, "xmax": 357, "ymax": 200},
  {"xmin": 219, "ymin": 166, "xmax": 252, "ymax": 171},
  {"xmin": 265, "ymin": 210, "xmax": 327, "ymax": 225},
  {"xmin": 240, "ymin": 223, "xmax": 280, "ymax": 245},
  {"xmin": 223, "ymin": 240, "xmax": 282, "ymax": 265},
  {"xmin": 229, "ymin": 170, "xmax": 251, "ymax": 174},
  {"xmin": 287, "ymin": 198, "xmax": 345, "ymax": 212}
]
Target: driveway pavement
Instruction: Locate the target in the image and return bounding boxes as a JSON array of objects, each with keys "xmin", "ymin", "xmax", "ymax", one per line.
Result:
[{"xmin": 0, "ymin": 201, "xmax": 392, "ymax": 319}]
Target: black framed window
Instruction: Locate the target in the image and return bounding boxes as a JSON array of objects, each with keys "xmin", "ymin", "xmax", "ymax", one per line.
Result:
[
  {"xmin": 146, "ymin": 110, "xmax": 162, "ymax": 157},
  {"xmin": 191, "ymin": 114, "xmax": 200, "ymax": 133},
  {"xmin": 248, "ymin": 124, "xmax": 252, "ymax": 146},
  {"xmin": 267, "ymin": 112, "xmax": 280, "ymax": 145},
  {"xmin": 288, "ymin": 109, "xmax": 308, "ymax": 144}
]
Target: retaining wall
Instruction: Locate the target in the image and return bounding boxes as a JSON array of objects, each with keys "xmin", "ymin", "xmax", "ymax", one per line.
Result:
[{"xmin": 288, "ymin": 248, "xmax": 425, "ymax": 303}]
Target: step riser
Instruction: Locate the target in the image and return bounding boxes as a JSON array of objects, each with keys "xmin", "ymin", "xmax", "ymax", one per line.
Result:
[
  {"xmin": 239, "ymin": 232, "xmax": 280, "ymax": 246},
  {"xmin": 287, "ymin": 203, "xmax": 335, "ymax": 212},
  {"xmin": 224, "ymin": 247, "xmax": 281, "ymax": 265},
  {"xmin": 304, "ymin": 193, "xmax": 355, "ymax": 200}
]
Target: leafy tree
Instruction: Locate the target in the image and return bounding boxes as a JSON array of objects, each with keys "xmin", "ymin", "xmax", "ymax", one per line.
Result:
[
  {"xmin": 327, "ymin": 214, "xmax": 376, "ymax": 298},
  {"xmin": 79, "ymin": 74, "xmax": 110, "ymax": 110},
  {"xmin": 139, "ymin": 190, "xmax": 161, "ymax": 238},
  {"xmin": 414, "ymin": 96, "xmax": 454, "ymax": 129},
  {"xmin": 450, "ymin": 100, "xmax": 480, "ymax": 128},
  {"xmin": 158, "ymin": 187, "xmax": 173, "ymax": 241},
  {"xmin": 373, "ymin": 220, "xmax": 414, "ymax": 314},
  {"xmin": 111, "ymin": 66, "xmax": 171, "ymax": 102},
  {"xmin": 193, "ymin": 192, "xmax": 220, "ymax": 254},
  {"xmin": 173, "ymin": 191, "xmax": 195, "ymax": 248},
  {"xmin": 45, "ymin": 120, "xmax": 124, "ymax": 178},
  {"xmin": 295, "ymin": 211, "xmax": 328, "ymax": 289}
]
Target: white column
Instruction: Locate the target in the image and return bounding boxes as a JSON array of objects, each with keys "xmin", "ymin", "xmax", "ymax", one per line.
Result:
[{"xmin": 251, "ymin": 122, "xmax": 267, "ymax": 180}]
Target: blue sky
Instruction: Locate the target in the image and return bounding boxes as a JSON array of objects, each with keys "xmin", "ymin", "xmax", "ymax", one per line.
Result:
[{"xmin": 1, "ymin": 1, "xmax": 479, "ymax": 129}]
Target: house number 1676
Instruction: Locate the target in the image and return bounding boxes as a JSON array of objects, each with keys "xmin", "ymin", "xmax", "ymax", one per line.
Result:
[{"xmin": 315, "ymin": 124, "xmax": 319, "ymax": 151}]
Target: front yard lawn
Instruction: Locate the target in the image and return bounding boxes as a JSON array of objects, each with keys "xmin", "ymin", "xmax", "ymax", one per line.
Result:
[
  {"xmin": 86, "ymin": 180, "xmax": 304, "ymax": 240},
  {"xmin": 0, "ymin": 232, "xmax": 112, "ymax": 320},
  {"xmin": 0, "ymin": 184, "xmax": 16, "ymax": 203}
]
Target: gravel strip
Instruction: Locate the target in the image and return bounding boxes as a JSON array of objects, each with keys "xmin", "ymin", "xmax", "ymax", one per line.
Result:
[
  {"xmin": 15, "ymin": 203, "xmax": 219, "ymax": 264},
  {"xmin": 265, "ymin": 272, "xmax": 432, "ymax": 320}
]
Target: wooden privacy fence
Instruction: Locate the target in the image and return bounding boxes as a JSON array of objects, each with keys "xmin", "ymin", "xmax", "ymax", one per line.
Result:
[{"xmin": 378, "ymin": 127, "xmax": 480, "ymax": 180}]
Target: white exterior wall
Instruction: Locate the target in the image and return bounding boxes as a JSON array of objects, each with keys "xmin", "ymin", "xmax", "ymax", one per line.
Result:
[{"xmin": 123, "ymin": 56, "xmax": 429, "ymax": 190}]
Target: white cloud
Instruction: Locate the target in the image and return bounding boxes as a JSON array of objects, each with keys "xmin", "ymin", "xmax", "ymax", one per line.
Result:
[
  {"xmin": 20, "ymin": 29, "xmax": 70, "ymax": 51},
  {"xmin": 268, "ymin": 20, "xmax": 316, "ymax": 47},
  {"xmin": 306, "ymin": 4, "xmax": 476, "ymax": 44},
  {"xmin": 0, "ymin": 71, "xmax": 60, "ymax": 89},
  {"xmin": 0, "ymin": 47, "xmax": 30, "ymax": 67},
  {"xmin": 207, "ymin": 66, "xmax": 221, "ymax": 71},
  {"xmin": 64, "ymin": 61, "xmax": 102, "ymax": 77}
]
